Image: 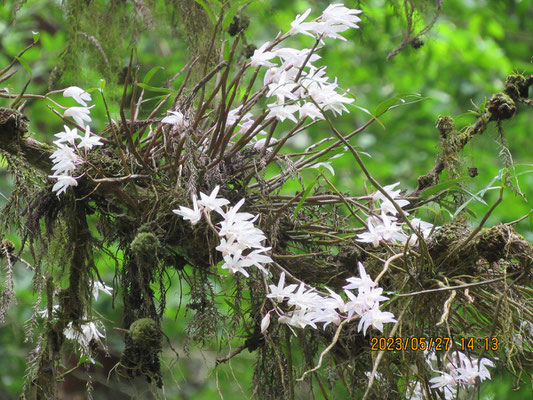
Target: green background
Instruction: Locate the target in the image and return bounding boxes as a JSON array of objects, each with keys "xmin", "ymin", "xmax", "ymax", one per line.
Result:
[{"xmin": 1, "ymin": 0, "xmax": 531, "ymax": 398}]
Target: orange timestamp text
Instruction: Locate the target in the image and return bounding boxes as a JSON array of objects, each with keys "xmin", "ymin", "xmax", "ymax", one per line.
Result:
[{"xmin": 370, "ymin": 337, "xmax": 452, "ymax": 352}]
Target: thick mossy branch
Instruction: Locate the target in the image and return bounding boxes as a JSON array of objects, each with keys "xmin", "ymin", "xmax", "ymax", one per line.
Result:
[
  {"xmin": 412, "ymin": 73, "xmax": 533, "ymax": 197},
  {"xmin": 0, "ymin": 119, "xmax": 150, "ymax": 212},
  {"xmin": 428, "ymin": 222, "xmax": 532, "ymax": 273},
  {"xmin": 0, "ymin": 107, "xmax": 54, "ymax": 172}
]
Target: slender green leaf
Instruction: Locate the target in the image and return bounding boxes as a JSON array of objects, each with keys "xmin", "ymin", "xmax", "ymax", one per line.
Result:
[
  {"xmin": 137, "ymin": 83, "xmax": 177, "ymax": 94},
  {"xmin": 313, "ymin": 146, "xmax": 346, "ymax": 163},
  {"xmin": 310, "ymin": 162, "xmax": 335, "ymax": 176},
  {"xmin": 419, "ymin": 177, "xmax": 470, "ymax": 199},
  {"xmin": 224, "ymin": 299, "xmax": 240, "ymax": 313},
  {"xmin": 222, "ymin": 6, "xmax": 240, "ymax": 31},
  {"xmin": 351, "ymin": 104, "xmax": 385, "ymax": 129},
  {"xmin": 79, "ymin": 356, "xmax": 103, "ymax": 367},
  {"xmin": 15, "ymin": 56, "xmax": 33, "ymax": 78},
  {"xmin": 141, "ymin": 94, "xmax": 171, "ymax": 104},
  {"xmin": 452, "ymin": 181, "xmax": 502, "ymax": 219},
  {"xmin": 456, "ymin": 187, "xmax": 487, "ymax": 205},
  {"xmin": 351, "ymin": 104, "xmax": 374, "ymax": 117},
  {"xmin": 143, "ymin": 66, "xmax": 164, "ymax": 84},
  {"xmin": 374, "ymin": 94, "xmax": 425, "ymax": 116},
  {"xmin": 293, "ymin": 179, "xmax": 318, "ymax": 219},
  {"xmin": 374, "ymin": 97, "xmax": 401, "ymax": 116},
  {"xmin": 194, "ymin": 0, "xmax": 217, "ymax": 24},
  {"xmin": 515, "ymin": 169, "xmax": 533, "ymax": 177},
  {"xmin": 479, "ymin": 96, "xmax": 487, "ymax": 112}
]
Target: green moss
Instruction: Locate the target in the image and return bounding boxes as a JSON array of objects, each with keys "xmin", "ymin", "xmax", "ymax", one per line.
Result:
[
  {"xmin": 130, "ymin": 231, "xmax": 160, "ymax": 258},
  {"xmin": 129, "ymin": 317, "xmax": 160, "ymax": 346}
]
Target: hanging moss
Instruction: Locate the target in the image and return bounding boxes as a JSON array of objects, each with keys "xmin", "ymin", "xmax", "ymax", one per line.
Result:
[
  {"xmin": 121, "ymin": 325, "xmax": 163, "ymax": 387},
  {"xmin": 50, "ymin": 0, "xmax": 127, "ymax": 87},
  {"xmin": 44, "ymin": 0, "xmax": 220, "ymax": 90}
]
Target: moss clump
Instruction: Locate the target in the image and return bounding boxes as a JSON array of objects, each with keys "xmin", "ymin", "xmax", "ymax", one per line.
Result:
[
  {"xmin": 243, "ymin": 44, "xmax": 256, "ymax": 59},
  {"xmin": 476, "ymin": 225, "xmax": 532, "ymax": 268},
  {"xmin": 227, "ymin": 14, "xmax": 250, "ymax": 36},
  {"xmin": 428, "ymin": 222, "xmax": 471, "ymax": 265},
  {"xmin": 435, "ymin": 115, "xmax": 456, "ymax": 139},
  {"xmin": 129, "ymin": 318, "xmax": 160, "ymax": 346},
  {"xmin": 130, "ymin": 231, "xmax": 160, "ymax": 258},
  {"xmin": 0, "ymin": 239, "xmax": 15, "ymax": 256},
  {"xmin": 504, "ymin": 74, "xmax": 529, "ymax": 99},
  {"xmin": 121, "ymin": 316, "xmax": 163, "ymax": 386},
  {"xmin": 475, "ymin": 225, "xmax": 509, "ymax": 263},
  {"xmin": 488, "ymin": 92, "xmax": 516, "ymax": 120},
  {"xmin": 0, "ymin": 108, "xmax": 28, "ymax": 141}
]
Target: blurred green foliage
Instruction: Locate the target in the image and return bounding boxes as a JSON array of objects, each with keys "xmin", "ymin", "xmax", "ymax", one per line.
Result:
[{"xmin": 1, "ymin": 0, "xmax": 531, "ymax": 398}]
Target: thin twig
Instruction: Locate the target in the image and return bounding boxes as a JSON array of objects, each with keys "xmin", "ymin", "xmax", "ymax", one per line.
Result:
[
  {"xmin": 375, "ymin": 252, "xmax": 407, "ymax": 284},
  {"xmin": 362, "ymin": 298, "xmax": 412, "ymax": 400},
  {"xmin": 296, "ymin": 318, "xmax": 350, "ymax": 382},
  {"xmin": 394, "ymin": 274, "xmax": 519, "ymax": 297}
]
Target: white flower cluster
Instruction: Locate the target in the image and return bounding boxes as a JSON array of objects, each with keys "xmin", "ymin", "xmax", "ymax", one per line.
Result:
[
  {"xmin": 159, "ymin": 5, "xmax": 361, "ymax": 152},
  {"xmin": 262, "ymin": 262, "xmax": 396, "ymax": 335},
  {"xmin": 173, "ymin": 185, "xmax": 273, "ymax": 277},
  {"xmin": 226, "ymin": 105, "xmax": 267, "ymax": 142},
  {"xmin": 289, "ymin": 4, "xmax": 362, "ymax": 41},
  {"xmin": 264, "ymin": 61, "xmax": 354, "ymax": 123},
  {"xmin": 222, "ymin": 4, "xmax": 361, "ymax": 149},
  {"xmin": 62, "ymin": 281, "xmax": 111, "ymax": 359},
  {"xmin": 63, "ymin": 321, "xmax": 105, "ymax": 352},
  {"xmin": 409, "ymin": 351, "xmax": 495, "ymax": 399},
  {"xmin": 92, "ymin": 280, "xmax": 113, "ymax": 300},
  {"xmin": 49, "ymin": 86, "xmax": 103, "ymax": 196},
  {"xmin": 37, "ymin": 304, "xmax": 60, "ymax": 319},
  {"xmin": 38, "ymin": 280, "xmax": 112, "ymax": 319},
  {"xmin": 254, "ymin": 5, "xmax": 360, "ymax": 120},
  {"xmin": 356, "ymin": 182, "xmax": 439, "ymax": 248},
  {"xmin": 162, "ymin": 110, "xmax": 184, "ymax": 127},
  {"xmin": 37, "ymin": 280, "xmax": 112, "ymax": 362}
]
